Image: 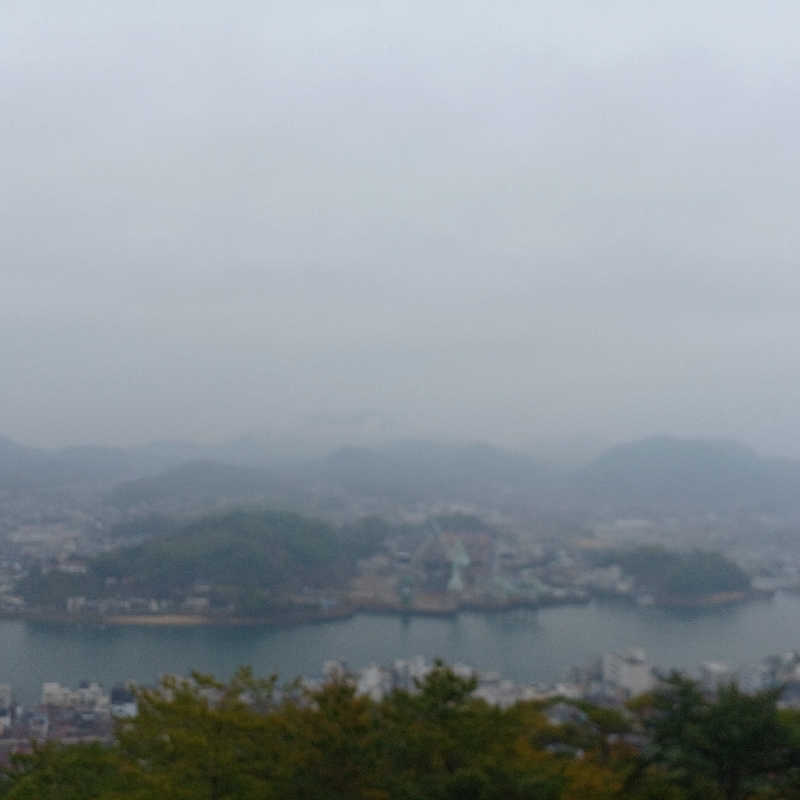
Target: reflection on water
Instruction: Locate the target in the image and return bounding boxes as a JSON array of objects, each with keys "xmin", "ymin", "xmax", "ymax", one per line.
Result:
[{"xmin": 1, "ymin": 591, "xmax": 798, "ymax": 704}]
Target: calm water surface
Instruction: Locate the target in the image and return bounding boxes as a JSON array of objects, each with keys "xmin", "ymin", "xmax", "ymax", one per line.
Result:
[{"xmin": 2, "ymin": 592, "xmax": 800, "ymax": 703}]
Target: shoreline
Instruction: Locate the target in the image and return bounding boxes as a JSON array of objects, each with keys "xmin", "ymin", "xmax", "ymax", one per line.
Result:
[
  {"xmin": 657, "ymin": 590, "xmax": 756, "ymax": 608},
  {"xmin": 21, "ymin": 596, "xmax": 591, "ymax": 628},
  {"xmin": 2, "ymin": 588, "xmax": 769, "ymax": 629}
]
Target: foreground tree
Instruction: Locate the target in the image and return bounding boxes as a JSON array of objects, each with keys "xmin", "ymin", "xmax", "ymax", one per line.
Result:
[
  {"xmin": 13, "ymin": 664, "xmax": 800, "ymax": 799},
  {"xmin": 0, "ymin": 742, "xmax": 132, "ymax": 800},
  {"xmin": 639, "ymin": 673, "xmax": 795, "ymax": 800}
]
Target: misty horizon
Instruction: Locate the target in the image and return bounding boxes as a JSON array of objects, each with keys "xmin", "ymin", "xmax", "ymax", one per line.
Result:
[
  {"xmin": 4, "ymin": 2, "xmax": 800, "ymax": 455},
  {"xmin": 0, "ymin": 426, "xmax": 796, "ymax": 471}
]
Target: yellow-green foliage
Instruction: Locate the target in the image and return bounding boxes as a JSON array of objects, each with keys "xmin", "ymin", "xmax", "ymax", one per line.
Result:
[{"xmin": 2, "ymin": 666, "xmax": 800, "ymax": 800}]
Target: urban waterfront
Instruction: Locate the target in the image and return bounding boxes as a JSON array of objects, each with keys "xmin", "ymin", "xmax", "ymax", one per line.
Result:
[{"xmin": 3, "ymin": 591, "xmax": 800, "ymax": 704}]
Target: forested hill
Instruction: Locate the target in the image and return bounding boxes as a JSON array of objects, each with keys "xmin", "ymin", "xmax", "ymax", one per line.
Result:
[
  {"xmin": 591, "ymin": 546, "xmax": 751, "ymax": 602},
  {"xmin": 19, "ymin": 509, "xmax": 392, "ymax": 612},
  {"xmin": 94, "ymin": 509, "xmax": 387, "ymax": 594}
]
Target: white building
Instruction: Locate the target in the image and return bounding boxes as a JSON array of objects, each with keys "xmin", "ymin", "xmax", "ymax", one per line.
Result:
[
  {"xmin": 111, "ymin": 686, "xmax": 138, "ymax": 718},
  {"xmin": 391, "ymin": 656, "xmax": 432, "ymax": 690},
  {"xmin": 41, "ymin": 681, "xmax": 109, "ymax": 713},
  {"xmin": 42, "ymin": 682, "xmax": 69, "ymax": 707},
  {"xmin": 701, "ymin": 661, "xmax": 735, "ymax": 693},
  {"xmin": 602, "ymin": 647, "xmax": 655, "ymax": 697},
  {"xmin": 322, "ymin": 660, "xmax": 348, "ymax": 682},
  {"xmin": 738, "ymin": 663, "xmax": 769, "ymax": 694},
  {"xmin": 356, "ymin": 664, "xmax": 392, "ymax": 701},
  {"xmin": 0, "ymin": 686, "xmax": 11, "ymax": 735}
]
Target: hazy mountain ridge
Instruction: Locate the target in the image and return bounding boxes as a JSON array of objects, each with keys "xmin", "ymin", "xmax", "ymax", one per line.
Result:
[
  {"xmin": 313, "ymin": 440, "xmax": 557, "ymax": 503},
  {"xmin": 0, "ymin": 433, "xmax": 330, "ymax": 493},
  {"xmin": 0, "ymin": 436, "xmax": 137, "ymax": 489},
  {"xmin": 574, "ymin": 436, "xmax": 800, "ymax": 511},
  {"xmin": 98, "ymin": 440, "xmax": 559, "ymax": 516},
  {"xmin": 4, "ymin": 433, "xmax": 800, "ymax": 515},
  {"xmin": 108, "ymin": 460, "xmax": 300, "ymax": 511}
]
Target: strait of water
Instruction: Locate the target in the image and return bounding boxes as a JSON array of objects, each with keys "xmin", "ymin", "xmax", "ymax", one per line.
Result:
[{"xmin": 2, "ymin": 592, "xmax": 800, "ymax": 704}]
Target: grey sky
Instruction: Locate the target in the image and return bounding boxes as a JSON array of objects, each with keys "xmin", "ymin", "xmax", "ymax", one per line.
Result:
[{"xmin": 2, "ymin": 1, "xmax": 800, "ymax": 454}]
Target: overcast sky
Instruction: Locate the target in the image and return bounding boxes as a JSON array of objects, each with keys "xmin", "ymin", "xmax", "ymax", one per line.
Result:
[{"xmin": 2, "ymin": 1, "xmax": 800, "ymax": 454}]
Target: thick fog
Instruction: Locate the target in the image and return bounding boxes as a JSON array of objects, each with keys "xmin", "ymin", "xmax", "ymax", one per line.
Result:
[{"xmin": 3, "ymin": 1, "xmax": 800, "ymax": 454}]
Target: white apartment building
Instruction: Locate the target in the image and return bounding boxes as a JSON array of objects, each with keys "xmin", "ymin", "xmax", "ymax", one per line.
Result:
[{"xmin": 602, "ymin": 647, "xmax": 655, "ymax": 697}]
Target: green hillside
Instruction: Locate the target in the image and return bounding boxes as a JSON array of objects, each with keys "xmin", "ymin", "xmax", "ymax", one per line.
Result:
[
  {"xmin": 94, "ymin": 509, "xmax": 377, "ymax": 594},
  {"xmin": 20, "ymin": 509, "xmax": 392, "ymax": 613},
  {"xmin": 595, "ymin": 546, "xmax": 751, "ymax": 601}
]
